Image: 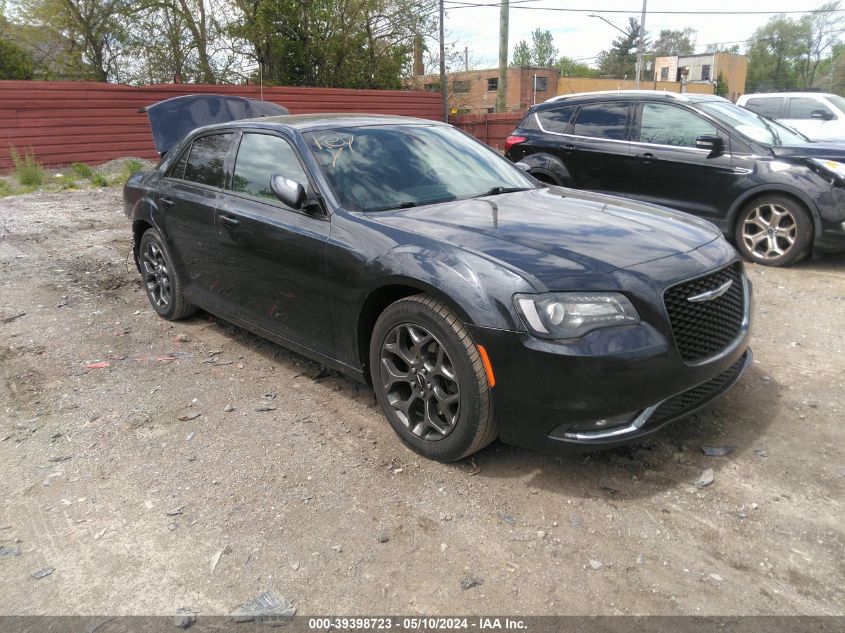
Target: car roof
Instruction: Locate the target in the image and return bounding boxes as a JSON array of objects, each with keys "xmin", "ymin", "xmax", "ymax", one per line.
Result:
[
  {"xmin": 543, "ymin": 90, "xmax": 729, "ymax": 105},
  {"xmin": 197, "ymin": 113, "xmax": 445, "ymax": 134},
  {"xmin": 739, "ymin": 92, "xmax": 838, "ymax": 100}
]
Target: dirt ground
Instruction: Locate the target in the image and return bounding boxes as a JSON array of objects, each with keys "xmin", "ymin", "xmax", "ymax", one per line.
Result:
[{"xmin": 0, "ymin": 188, "xmax": 843, "ymax": 617}]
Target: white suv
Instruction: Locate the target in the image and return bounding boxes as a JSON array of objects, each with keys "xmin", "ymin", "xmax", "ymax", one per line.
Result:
[{"xmin": 737, "ymin": 92, "xmax": 845, "ymax": 142}]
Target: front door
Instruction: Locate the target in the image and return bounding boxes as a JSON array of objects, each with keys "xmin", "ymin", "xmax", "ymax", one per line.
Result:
[{"xmin": 215, "ymin": 131, "xmax": 334, "ymax": 356}]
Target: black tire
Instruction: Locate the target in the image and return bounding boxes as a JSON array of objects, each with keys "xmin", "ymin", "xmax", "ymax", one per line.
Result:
[
  {"xmin": 369, "ymin": 294, "xmax": 496, "ymax": 462},
  {"xmin": 138, "ymin": 228, "xmax": 197, "ymax": 320},
  {"xmin": 734, "ymin": 195, "xmax": 813, "ymax": 267}
]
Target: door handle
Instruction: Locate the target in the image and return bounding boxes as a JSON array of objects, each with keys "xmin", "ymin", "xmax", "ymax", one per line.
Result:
[
  {"xmin": 220, "ymin": 215, "xmax": 241, "ymax": 227},
  {"xmin": 561, "ymin": 143, "xmax": 576, "ymax": 154},
  {"xmin": 636, "ymin": 152, "xmax": 654, "ymax": 164},
  {"xmin": 160, "ymin": 197, "xmax": 175, "ymax": 207}
]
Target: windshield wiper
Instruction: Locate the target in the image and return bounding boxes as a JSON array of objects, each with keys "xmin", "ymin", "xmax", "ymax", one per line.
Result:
[{"xmin": 473, "ymin": 186, "xmax": 533, "ymax": 198}]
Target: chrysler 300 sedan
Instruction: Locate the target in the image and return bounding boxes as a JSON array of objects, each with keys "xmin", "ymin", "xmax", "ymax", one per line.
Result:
[{"xmin": 124, "ymin": 113, "xmax": 752, "ymax": 462}]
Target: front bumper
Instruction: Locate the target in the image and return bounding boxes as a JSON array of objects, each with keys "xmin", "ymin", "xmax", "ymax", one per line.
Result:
[{"xmin": 469, "ymin": 246, "xmax": 753, "ymax": 454}]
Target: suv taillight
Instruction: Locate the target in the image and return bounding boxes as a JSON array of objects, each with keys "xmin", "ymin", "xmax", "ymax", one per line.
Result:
[{"xmin": 504, "ymin": 135, "xmax": 525, "ymax": 153}]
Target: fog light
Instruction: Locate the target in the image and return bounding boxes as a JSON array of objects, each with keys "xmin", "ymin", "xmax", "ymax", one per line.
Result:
[{"xmin": 568, "ymin": 411, "xmax": 637, "ymax": 432}]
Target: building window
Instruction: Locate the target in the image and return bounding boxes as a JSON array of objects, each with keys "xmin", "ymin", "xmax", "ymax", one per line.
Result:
[
  {"xmin": 487, "ymin": 78, "xmax": 498, "ymax": 91},
  {"xmin": 534, "ymin": 76, "xmax": 548, "ymax": 91},
  {"xmin": 660, "ymin": 67, "xmax": 669, "ymax": 81},
  {"xmin": 453, "ymin": 80, "xmax": 470, "ymax": 93},
  {"xmin": 701, "ymin": 64, "xmax": 711, "ymax": 81},
  {"xmin": 423, "ymin": 82, "xmax": 436, "ymax": 91}
]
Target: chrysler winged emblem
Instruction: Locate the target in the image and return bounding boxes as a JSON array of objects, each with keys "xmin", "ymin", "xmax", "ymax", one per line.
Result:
[{"xmin": 687, "ymin": 279, "xmax": 733, "ymax": 303}]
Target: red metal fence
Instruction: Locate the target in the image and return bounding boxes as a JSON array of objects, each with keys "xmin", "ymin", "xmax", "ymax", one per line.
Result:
[
  {"xmin": 0, "ymin": 81, "xmax": 444, "ymax": 169},
  {"xmin": 450, "ymin": 113, "xmax": 523, "ymax": 151}
]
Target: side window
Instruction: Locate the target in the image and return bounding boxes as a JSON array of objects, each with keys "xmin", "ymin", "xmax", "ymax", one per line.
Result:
[
  {"xmin": 536, "ymin": 105, "xmax": 576, "ymax": 134},
  {"xmin": 184, "ymin": 133, "xmax": 234, "ymax": 188},
  {"xmin": 232, "ymin": 133, "xmax": 308, "ymax": 201},
  {"xmin": 572, "ymin": 103, "xmax": 629, "ymax": 140},
  {"xmin": 787, "ymin": 97, "xmax": 834, "ymax": 120},
  {"xmin": 167, "ymin": 147, "xmax": 189, "ymax": 180},
  {"xmin": 638, "ymin": 103, "xmax": 717, "ymax": 148},
  {"xmin": 745, "ymin": 98, "xmax": 782, "ymax": 118}
]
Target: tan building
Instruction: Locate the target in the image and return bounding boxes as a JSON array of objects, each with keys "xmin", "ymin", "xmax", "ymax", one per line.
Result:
[
  {"xmin": 654, "ymin": 52, "xmax": 748, "ymax": 101},
  {"xmin": 409, "ymin": 66, "xmax": 560, "ymax": 115}
]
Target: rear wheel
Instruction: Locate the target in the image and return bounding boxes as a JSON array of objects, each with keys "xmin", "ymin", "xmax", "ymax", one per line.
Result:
[
  {"xmin": 138, "ymin": 229, "xmax": 197, "ymax": 320},
  {"xmin": 369, "ymin": 294, "xmax": 496, "ymax": 462},
  {"xmin": 734, "ymin": 195, "xmax": 812, "ymax": 266}
]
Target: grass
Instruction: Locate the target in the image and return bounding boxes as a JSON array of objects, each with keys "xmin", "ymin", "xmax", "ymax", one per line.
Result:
[
  {"xmin": 9, "ymin": 145, "xmax": 44, "ymax": 187},
  {"xmin": 89, "ymin": 172, "xmax": 109, "ymax": 187},
  {"xmin": 71, "ymin": 162, "xmax": 93, "ymax": 179},
  {"xmin": 0, "ymin": 179, "xmax": 10, "ymax": 197}
]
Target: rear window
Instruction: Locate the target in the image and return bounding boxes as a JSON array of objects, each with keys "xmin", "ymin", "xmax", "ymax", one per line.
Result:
[
  {"xmin": 573, "ymin": 103, "xmax": 628, "ymax": 140},
  {"xmin": 744, "ymin": 97, "xmax": 782, "ymax": 118},
  {"xmin": 183, "ymin": 133, "xmax": 234, "ymax": 188},
  {"xmin": 536, "ymin": 105, "xmax": 576, "ymax": 134}
]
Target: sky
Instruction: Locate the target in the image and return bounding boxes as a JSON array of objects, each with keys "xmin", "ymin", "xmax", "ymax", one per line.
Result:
[{"xmin": 442, "ymin": 0, "xmax": 839, "ymax": 69}]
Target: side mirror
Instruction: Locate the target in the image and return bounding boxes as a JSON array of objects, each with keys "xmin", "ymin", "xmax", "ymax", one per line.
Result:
[
  {"xmin": 811, "ymin": 109, "xmax": 834, "ymax": 121},
  {"xmin": 270, "ymin": 174, "xmax": 306, "ymax": 209},
  {"xmin": 695, "ymin": 134, "xmax": 724, "ymax": 156},
  {"xmin": 514, "ymin": 161, "xmax": 531, "ymax": 172}
]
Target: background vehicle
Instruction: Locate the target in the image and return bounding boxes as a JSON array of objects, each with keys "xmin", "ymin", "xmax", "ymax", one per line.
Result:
[
  {"xmin": 125, "ymin": 112, "xmax": 751, "ymax": 462},
  {"xmin": 737, "ymin": 92, "xmax": 845, "ymax": 142},
  {"xmin": 505, "ymin": 91, "xmax": 845, "ymax": 266}
]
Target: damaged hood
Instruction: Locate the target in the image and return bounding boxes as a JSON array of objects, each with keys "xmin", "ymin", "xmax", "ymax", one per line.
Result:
[{"xmin": 141, "ymin": 94, "xmax": 289, "ymax": 155}]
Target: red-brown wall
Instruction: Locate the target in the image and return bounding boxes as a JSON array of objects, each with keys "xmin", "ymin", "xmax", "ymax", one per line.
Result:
[
  {"xmin": 0, "ymin": 81, "xmax": 443, "ymax": 169},
  {"xmin": 450, "ymin": 113, "xmax": 523, "ymax": 151}
]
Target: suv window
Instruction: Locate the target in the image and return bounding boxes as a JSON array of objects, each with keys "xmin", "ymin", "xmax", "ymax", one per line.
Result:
[
  {"xmin": 787, "ymin": 97, "xmax": 835, "ymax": 120},
  {"xmin": 536, "ymin": 105, "xmax": 576, "ymax": 134},
  {"xmin": 744, "ymin": 97, "xmax": 782, "ymax": 118},
  {"xmin": 232, "ymin": 133, "xmax": 308, "ymax": 201},
  {"xmin": 638, "ymin": 103, "xmax": 718, "ymax": 148},
  {"xmin": 573, "ymin": 103, "xmax": 628, "ymax": 140},
  {"xmin": 183, "ymin": 133, "xmax": 234, "ymax": 188}
]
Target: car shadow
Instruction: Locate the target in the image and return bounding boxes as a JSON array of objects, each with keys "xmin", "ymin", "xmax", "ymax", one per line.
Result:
[{"xmin": 460, "ymin": 362, "xmax": 780, "ymax": 499}]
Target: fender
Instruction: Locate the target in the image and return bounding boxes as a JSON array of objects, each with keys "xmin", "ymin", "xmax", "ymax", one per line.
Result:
[
  {"xmin": 723, "ymin": 183, "xmax": 823, "ymax": 236},
  {"xmin": 520, "ymin": 152, "xmax": 572, "ymax": 186}
]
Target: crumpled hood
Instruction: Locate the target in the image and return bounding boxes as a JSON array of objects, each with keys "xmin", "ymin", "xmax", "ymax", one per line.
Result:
[
  {"xmin": 770, "ymin": 142, "xmax": 845, "ymax": 161},
  {"xmin": 368, "ymin": 187, "xmax": 721, "ymax": 281}
]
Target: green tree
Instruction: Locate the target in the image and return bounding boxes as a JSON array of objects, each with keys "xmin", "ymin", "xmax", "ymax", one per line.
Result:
[
  {"xmin": 597, "ymin": 17, "xmax": 647, "ymax": 78},
  {"xmin": 715, "ymin": 70, "xmax": 729, "ymax": 97},
  {"xmin": 652, "ymin": 27, "xmax": 695, "ymax": 57},
  {"xmin": 512, "ymin": 39, "xmax": 531, "ymax": 66},
  {"xmin": 0, "ymin": 38, "xmax": 34, "ymax": 79},
  {"xmin": 745, "ymin": 14, "xmax": 809, "ymax": 92},
  {"xmin": 556, "ymin": 55, "xmax": 598, "ymax": 78}
]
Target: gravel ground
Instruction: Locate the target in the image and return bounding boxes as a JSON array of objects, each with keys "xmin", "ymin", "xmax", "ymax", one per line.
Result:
[{"xmin": 0, "ymin": 188, "xmax": 843, "ymax": 616}]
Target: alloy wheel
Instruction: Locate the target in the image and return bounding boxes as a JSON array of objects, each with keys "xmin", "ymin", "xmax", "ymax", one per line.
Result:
[
  {"xmin": 379, "ymin": 323, "xmax": 461, "ymax": 441},
  {"xmin": 741, "ymin": 202, "xmax": 797, "ymax": 261},
  {"xmin": 142, "ymin": 241, "xmax": 171, "ymax": 309}
]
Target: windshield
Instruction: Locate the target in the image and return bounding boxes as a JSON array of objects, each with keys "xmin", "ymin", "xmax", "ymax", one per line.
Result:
[
  {"xmin": 304, "ymin": 124, "xmax": 535, "ymax": 212},
  {"xmin": 699, "ymin": 101, "xmax": 807, "ymax": 146}
]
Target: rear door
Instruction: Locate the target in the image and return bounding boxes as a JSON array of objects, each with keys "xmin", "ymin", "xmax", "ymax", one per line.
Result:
[
  {"xmin": 782, "ymin": 96, "xmax": 837, "ymax": 139},
  {"xmin": 155, "ymin": 132, "xmax": 235, "ymax": 304},
  {"xmin": 216, "ymin": 130, "xmax": 334, "ymax": 355},
  {"xmin": 565, "ymin": 101, "xmax": 634, "ymax": 196},
  {"xmin": 628, "ymin": 101, "xmax": 738, "ymax": 221}
]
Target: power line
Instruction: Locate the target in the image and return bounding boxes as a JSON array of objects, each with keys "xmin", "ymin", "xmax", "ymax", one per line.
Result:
[{"xmin": 443, "ymin": 2, "xmax": 845, "ymax": 15}]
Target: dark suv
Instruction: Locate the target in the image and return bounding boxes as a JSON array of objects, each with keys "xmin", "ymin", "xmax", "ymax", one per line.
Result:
[{"xmin": 505, "ymin": 91, "xmax": 845, "ymax": 266}]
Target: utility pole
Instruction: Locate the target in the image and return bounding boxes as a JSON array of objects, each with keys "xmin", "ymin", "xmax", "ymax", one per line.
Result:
[
  {"xmin": 465, "ymin": 47, "xmax": 469, "ymax": 71},
  {"xmin": 635, "ymin": 0, "xmax": 647, "ymax": 89},
  {"xmin": 496, "ymin": 0, "xmax": 509, "ymax": 113},
  {"xmin": 439, "ymin": 0, "xmax": 448, "ymax": 122}
]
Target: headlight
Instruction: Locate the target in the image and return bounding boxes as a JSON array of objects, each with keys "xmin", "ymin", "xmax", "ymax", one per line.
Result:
[
  {"xmin": 809, "ymin": 158, "xmax": 845, "ymax": 181},
  {"xmin": 514, "ymin": 292, "xmax": 640, "ymax": 340}
]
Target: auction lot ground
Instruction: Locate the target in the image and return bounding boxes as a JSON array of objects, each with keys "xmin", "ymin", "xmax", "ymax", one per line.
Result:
[{"xmin": 0, "ymin": 189, "xmax": 843, "ymax": 616}]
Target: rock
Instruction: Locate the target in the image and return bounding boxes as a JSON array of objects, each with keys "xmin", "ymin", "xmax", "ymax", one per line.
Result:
[
  {"xmin": 376, "ymin": 532, "xmax": 390, "ymax": 543},
  {"xmin": 31, "ymin": 567, "xmax": 54, "ymax": 579},
  {"xmin": 498, "ymin": 513, "xmax": 515, "ymax": 525},
  {"xmin": 224, "ymin": 404, "xmax": 235, "ymax": 412},
  {"xmin": 694, "ymin": 468, "xmax": 715, "ymax": 488},
  {"xmin": 701, "ymin": 445, "xmax": 735, "ymax": 457},
  {"xmin": 459, "ymin": 576, "xmax": 483, "ymax": 590},
  {"xmin": 569, "ymin": 516, "xmax": 583, "ymax": 528},
  {"xmin": 229, "ymin": 590, "xmax": 296, "ymax": 624},
  {"xmin": 0, "ymin": 546, "xmax": 21, "ymax": 557},
  {"xmin": 177, "ymin": 413, "xmax": 201, "ymax": 422},
  {"xmin": 255, "ymin": 406, "xmax": 277, "ymax": 412},
  {"xmin": 589, "ymin": 559, "xmax": 603, "ymax": 570},
  {"xmin": 536, "ymin": 530, "xmax": 546, "ymax": 539},
  {"xmin": 598, "ymin": 476, "xmax": 621, "ymax": 493},
  {"xmin": 174, "ymin": 608, "xmax": 196, "ymax": 629},
  {"xmin": 636, "ymin": 554, "xmax": 645, "ymax": 566},
  {"xmin": 331, "ymin": 544, "xmax": 343, "ymax": 553},
  {"xmin": 210, "ymin": 544, "xmax": 232, "ymax": 573},
  {"xmin": 751, "ymin": 502, "xmax": 759, "ymax": 510},
  {"xmin": 754, "ymin": 448, "xmax": 768, "ymax": 458},
  {"xmin": 290, "ymin": 562, "xmax": 300, "ymax": 571},
  {"xmin": 710, "ymin": 573, "xmax": 724, "ymax": 582},
  {"xmin": 176, "ymin": 333, "xmax": 190, "ymax": 343}
]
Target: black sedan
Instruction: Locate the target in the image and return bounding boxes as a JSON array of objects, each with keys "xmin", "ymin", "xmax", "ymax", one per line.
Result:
[{"xmin": 124, "ymin": 113, "xmax": 752, "ymax": 462}]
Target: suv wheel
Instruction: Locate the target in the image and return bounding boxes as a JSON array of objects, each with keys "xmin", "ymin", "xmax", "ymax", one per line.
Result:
[
  {"xmin": 369, "ymin": 294, "xmax": 496, "ymax": 462},
  {"xmin": 734, "ymin": 195, "xmax": 812, "ymax": 266}
]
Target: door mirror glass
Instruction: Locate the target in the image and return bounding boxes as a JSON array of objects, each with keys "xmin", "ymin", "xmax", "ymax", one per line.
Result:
[
  {"xmin": 270, "ymin": 175, "xmax": 306, "ymax": 208},
  {"xmin": 811, "ymin": 109, "xmax": 834, "ymax": 120},
  {"xmin": 695, "ymin": 134, "xmax": 724, "ymax": 154}
]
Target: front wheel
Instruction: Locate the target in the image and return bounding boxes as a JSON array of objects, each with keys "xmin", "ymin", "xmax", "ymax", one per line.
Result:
[
  {"xmin": 369, "ymin": 294, "xmax": 496, "ymax": 462},
  {"xmin": 734, "ymin": 195, "xmax": 813, "ymax": 266}
]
